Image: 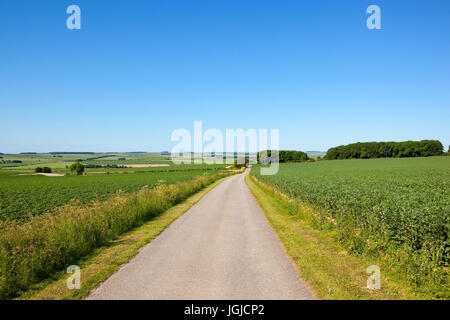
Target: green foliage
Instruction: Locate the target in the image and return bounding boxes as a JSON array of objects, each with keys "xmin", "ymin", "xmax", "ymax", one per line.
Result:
[
  {"xmin": 279, "ymin": 150, "xmax": 309, "ymax": 162},
  {"xmin": 252, "ymin": 157, "xmax": 450, "ymax": 297},
  {"xmin": 0, "ymin": 160, "xmax": 22, "ymax": 164},
  {"xmin": 258, "ymin": 150, "xmax": 309, "ymax": 163},
  {"xmin": 70, "ymin": 161, "xmax": 85, "ymax": 175},
  {"xmin": 42, "ymin": 167, "xmax": 51, "ymax": 173},
  {"xmin": 325, "ymin": 140, "xmax": 444, "ymax": 160},
  {"xmin": 34, "ymin": 167, "xmax": 43, "ymax": 173}
]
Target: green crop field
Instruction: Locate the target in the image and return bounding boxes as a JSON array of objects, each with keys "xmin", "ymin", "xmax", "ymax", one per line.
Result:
[
  {"xmin": 252, "ymin": 157, "xmax": 449, "ymax": 253},
  {"xmin": 0, "ymin": 152, "xmax": 236, "ymax": 299},
  {"xmin": 0, "ymin": 169, "xmax": 225, "ymax": 221},
  {"xmin": 0, "ymin": 152, "xmax": 229, "ymax": 222},
  {"xmin": 252, "ymin": 157, "xmax": 450, "ymax": 296}
]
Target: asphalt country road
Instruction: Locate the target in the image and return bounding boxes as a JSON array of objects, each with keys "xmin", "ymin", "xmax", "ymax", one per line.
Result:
[{"xmin": 87, "ymin": 169, "xmax": 314, "ymax": 300}]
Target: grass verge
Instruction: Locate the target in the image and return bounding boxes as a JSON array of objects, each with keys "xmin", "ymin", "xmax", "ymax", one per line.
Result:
[
  {"xmin": 245, "ymin": 174, "xmax": 428, "ymax": 300},
  {"xmin": 15, "ymin": 174, "xmax": 233, "ymax": 300},
  {"xmin": 0, "ymin": 172, "xmax": 236, "ymax": 299}
]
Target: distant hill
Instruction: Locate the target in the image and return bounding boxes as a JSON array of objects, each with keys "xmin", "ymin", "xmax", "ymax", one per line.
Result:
[{"xmin": 49, "ymin": 152, "xmax": 95, "ymax": 154}]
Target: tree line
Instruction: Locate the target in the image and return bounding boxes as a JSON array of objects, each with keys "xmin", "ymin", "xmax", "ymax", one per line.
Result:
[
  {"xmin": 258, "ymin": 150, "xmax": 309, "ymax": 163},
  {"xmin": 0, "ymin": 160, "xmax": 22, "ymax": 164},
  {"xmin": 49, "ymin": 152, "xmax": 95, "ymax": 154},
  {"xmin": 325, "ymin": 140, "xmax": 443, "ymax": 160}
]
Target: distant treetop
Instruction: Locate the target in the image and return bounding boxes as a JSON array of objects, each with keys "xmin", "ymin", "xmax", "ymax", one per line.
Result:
[
  {"xmin": 49, "ymin": 152, "xmax": 95, "ymax": 154},
  {"xmin": 258, "ymin": 150, "xmax": 309, "ymax": 163},
  {"xmin": 325, "ymin": 140, "xmax": 443, "ymax": 160}
]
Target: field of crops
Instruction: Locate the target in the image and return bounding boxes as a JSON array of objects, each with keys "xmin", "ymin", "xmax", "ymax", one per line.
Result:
[
  {"xmin": 0, "ymin": 171, "xmax": 233, "ymax": 299},
  {"xmin": 0, "ymin": 151, "xmax": 236, "ymax": 298},
  {"xmin": 252, "ymin": 157, "xmax": 449, "ymax": 295},
  {"xmin": 0, "ymin": 152, "xmax": 231, "ymax": 221},
  {"xmin": 0, "ymin": 168, "xmax": 224, "ymax": 221}
]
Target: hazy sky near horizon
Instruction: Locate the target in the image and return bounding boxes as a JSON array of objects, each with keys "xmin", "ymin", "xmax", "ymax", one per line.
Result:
[{"xmin": 1, "ymin": 0, "xmax": 449, "ymax": 153}]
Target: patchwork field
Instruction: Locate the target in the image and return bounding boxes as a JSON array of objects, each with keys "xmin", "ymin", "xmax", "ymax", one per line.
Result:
[{"xmin": 0, "ymin": 153, "xmax": 228, "ymax": 221}]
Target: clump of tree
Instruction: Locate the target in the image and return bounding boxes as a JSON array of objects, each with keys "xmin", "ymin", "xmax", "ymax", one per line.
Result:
[
  {"xmin": 49, "ymin": 152, "xmax": 94, "ymax": 154},
  {"xmin": 35, "ymin": 167, "xmax": 52, "ymax": 173},
  {"xmin": 70, "ymin": 161, "xmax": 85, "ymax": 175},
  {"xmin": 0, "ymin": 160, "xmax": 22, "ymax": 164},
  {"xmin": 325, "ymin": 140, "xmax": 443, "ymax": 160},
  {"xmin": 279, "ymin": 150, "xmax": 309, "ymax": 162},
  {"xmin": 85, "ymin": 164, "xmax": 121, "ymax": 169},
  {"xmin": 257, "ymin": 150, "xmax": 309, "ymax": 163}
]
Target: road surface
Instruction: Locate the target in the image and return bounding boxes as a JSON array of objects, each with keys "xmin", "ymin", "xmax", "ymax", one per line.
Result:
[{"xmin": 87, "ymin": 169, "xmax": 314, "ymax": 300}]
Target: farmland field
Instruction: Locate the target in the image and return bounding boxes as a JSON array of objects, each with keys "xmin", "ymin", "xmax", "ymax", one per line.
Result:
[
  {"xmin": 253, "ymin": 157, "xmax": 449, "ymax": 245},
  {"xmin": 0, "ymin": 153, "xmax": 228, "ymax": 221},
  {"xmin": 0, "ymin": 169, "xmax": 234, "ymax": 299},
  {"xmin": 252, "ymin": 157, "xmax": 449, "ymax": 295},
  {"xmin": 0, "ymin": 152, "xmax": 237, "ymax": 299}
]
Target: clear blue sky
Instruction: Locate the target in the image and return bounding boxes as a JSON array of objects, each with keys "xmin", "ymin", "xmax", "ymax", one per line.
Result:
[{"xmin": 1, "ymin": 0, "xmax": 449, "ymax": 153}]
